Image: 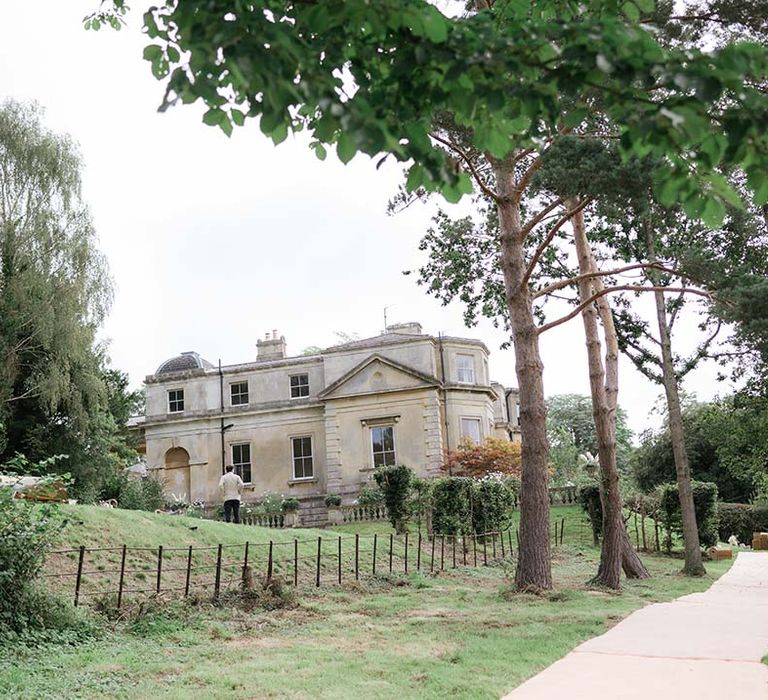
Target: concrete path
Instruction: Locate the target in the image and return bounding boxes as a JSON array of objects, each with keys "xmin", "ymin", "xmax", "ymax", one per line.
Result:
[{"xmin": 503, "ymin": 552, "xmax": 768, "ymax": 699}]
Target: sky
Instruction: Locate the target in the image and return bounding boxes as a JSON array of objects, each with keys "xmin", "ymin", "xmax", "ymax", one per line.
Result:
[{"xmin": 0, "ymin": 1, "xmax": 739, "ymax": 438}]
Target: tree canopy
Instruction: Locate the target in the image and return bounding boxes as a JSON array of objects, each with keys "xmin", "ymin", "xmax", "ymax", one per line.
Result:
[{"xmin": 89, "ymin": 0, "xmax": 768, "ymax": 217}]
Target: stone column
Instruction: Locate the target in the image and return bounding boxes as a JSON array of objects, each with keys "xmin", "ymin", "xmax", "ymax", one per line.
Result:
[
  {"xmin": 324, "ymin": 404, "xmax": 343, "ymax": 493},
  {"xmin": 423, "ymin": 391, "xmax": 444, "ymax": 477}
]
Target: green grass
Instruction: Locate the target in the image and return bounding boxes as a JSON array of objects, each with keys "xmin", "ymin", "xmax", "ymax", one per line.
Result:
[{"xmin": 1, "ymin": 504, "xmax": 735, "ymax": 699}]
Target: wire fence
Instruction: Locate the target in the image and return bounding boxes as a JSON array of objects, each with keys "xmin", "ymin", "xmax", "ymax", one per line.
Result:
[{"xmin": 42, "ymin": 524, "xmax": 574, "ymax": 609}]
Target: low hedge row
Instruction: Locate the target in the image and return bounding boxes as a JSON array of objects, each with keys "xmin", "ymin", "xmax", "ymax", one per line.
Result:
[{"xmin": 717, "ymin": 503, "xmax": 768, "ymax": 544}]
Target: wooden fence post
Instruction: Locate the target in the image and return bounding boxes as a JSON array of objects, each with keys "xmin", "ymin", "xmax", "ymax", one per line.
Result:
[
  {"xmin": 452, "ymin": 536, "xmax": 456, "ymax": 569},
  {"xmin": 500, "ymin": 530, "xmax": 506, "ymax": 558},
  {"xmin": 634, "ymin": 512, "xmax": 640, "ymax": 550},
  {"xmin": 372, "ymin": 534, "xmax": 377, "ymax": 575},
  {"xmin": 117, "ymin": 544, "xmax": 127, "ymax": 609},
  {"xmin": 417, "ymin": 532, "xmax": 422, "ymax": 571},
  {"xmin": 482, "ymin": 536, "xmax": 488, "ymax": 566},
  {"xmin": 74, "ymin": 545, "xmax": 86, "ymax": 608},
  {"xmin": 267, "ymin": 540, "xmax": 274, "ymax": 580},
  {"xmin": 440, "ymin": 535, "xmax": 445, "ymax": 571},
  {"xmin": 156, "ymin": 545, "xmax": 163, "ymax": 594},
  {"xmin": 338, "ymin": 536, "xmax": 342, "ymax": 585},
  {"xmin": 214, "ymin": 544, "xmax": 223, "ymax": 598},
  {"xmin": 561, "ymin": 518, "xmax": 566, "ymax": 546},
  {"xmin": 315, "ymin": 536, "xmax": 321, "ymax": 587},
  {"xmin": 404, "ymin": 532, "xmax": 408, "ymax": 574},
  {"xmin": 184, "ymin": 545, "xmax": 192, "ymax": 597},
  {"xmin": 294, "ymin": 539, "xmax": 298, "ymax": 586},
  {"xmin": 389, "ymin": 533, "xmax": 394, "ymax": 573},
  {"xmin": 508, "ymin": 530, "xmax": 513, "ymax": 555},
  {"xmin": 492, "ymin": 532, "xmax": 497, "ymax": 559},
  {"xmin": 242, "ymin": 541, "xmax": 250, "ymax": 581},
  {"xmin": 473, "ymin": 534, "xmax": 477, "ymax": 567},
  {"xmin": 430, "ymin": 534, "xmax": 436, "ymax": 572},
  {"xmin": 355, "ymin": 534, "xmax": 359, "ymax": 580}
]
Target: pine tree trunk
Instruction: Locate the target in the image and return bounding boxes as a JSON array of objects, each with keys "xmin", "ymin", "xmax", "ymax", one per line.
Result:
[
  {"xmin": 645, "ymin": 221, "xmax": 707, "ymax": 576},
  {"xmin": 495, "ymin": 161, "xmax": 552, "ymax": 592},
  {"xmin": 644, "ymin": 223, "xmax": 706, "ymax": 576},
  {"xmin": 571, "ymin": 205, "xmax": 649, "ymax": 587}
]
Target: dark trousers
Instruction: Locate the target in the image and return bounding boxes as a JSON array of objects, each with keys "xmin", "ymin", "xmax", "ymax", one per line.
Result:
[{"xmin": 224, "ymin": 499, "xmax": 240, "ymax": 524}]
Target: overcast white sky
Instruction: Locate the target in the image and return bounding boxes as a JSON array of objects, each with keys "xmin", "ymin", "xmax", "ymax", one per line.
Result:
[{"xmin": 0, "ymin": 1, "xmax": 738, "ymax": 438}]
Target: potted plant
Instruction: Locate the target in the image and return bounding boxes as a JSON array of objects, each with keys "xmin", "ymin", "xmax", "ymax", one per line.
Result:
[
  {"xmin": 324, "ymin": 493, "xmax": 343, "ymax": 525},
  {"xmin": 281, "ymin": 497, "xmax": 301, "ymax": 527}
]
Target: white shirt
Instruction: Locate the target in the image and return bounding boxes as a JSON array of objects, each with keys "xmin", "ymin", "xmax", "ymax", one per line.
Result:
[{"xmin": 219, "ymin": 471, "xmax": 244, "ymax": 502}]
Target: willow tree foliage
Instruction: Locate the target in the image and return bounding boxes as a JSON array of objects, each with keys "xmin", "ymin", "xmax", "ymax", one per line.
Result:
[
  {"xmin": 88, "ymin": 0, "xmax": 768, "ymax": 589},
  {"xmin": 0, "ymin": 100, "xmax": 136, "ymax": 499}
]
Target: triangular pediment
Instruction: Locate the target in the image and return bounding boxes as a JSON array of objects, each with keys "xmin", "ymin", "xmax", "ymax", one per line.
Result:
[{"xmin": 319, "ymin": 354, "xmax": 441, "ymax": 400}]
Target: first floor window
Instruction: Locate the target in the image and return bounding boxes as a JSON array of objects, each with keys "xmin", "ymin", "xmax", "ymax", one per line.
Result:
[
  {"xmin": 290, "ymin": 373, "xmax": 309, "ymax": 398},
  {"xmin": 371, "ymin": 425, "xmax": 396, "ymax": 467},
  {"xmin": 460, "ymin": 417, "xmax": 482, "ymax": 444},
  {"xmin": 231, "ymin": 443, "xmax": 252, "ymax": 483},
  {"xmin": 456, "ymin": 354, "xmax": 475, "ymax": 384},
  {"xmin": 168, "ymin": 388, "xmax": 184, "ymax": 413},
  {"xmin": 230, "ymin": 381, "xmax": 249, "ymax": 406},
  {"xmin": 291, "ymin": 436, "xmax": 314, "ymax": 479}
]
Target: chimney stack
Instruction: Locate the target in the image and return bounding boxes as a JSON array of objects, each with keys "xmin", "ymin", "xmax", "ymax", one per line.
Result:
[
  {"xmin": 257, "ymin": 330, "xmax": 286, "ymax": 361},
  {"xmin": 385, "ymin": 322, "xmax": 423, "ymax": 336}
]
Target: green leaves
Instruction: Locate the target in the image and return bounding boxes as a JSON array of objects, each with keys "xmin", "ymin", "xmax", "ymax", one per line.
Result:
[
  {"xmin": 106, "ymin": 0, "xmax": 768, "ymax": 209},
  {"xmin": 336, "ymin": 132, "xmax": 357, "ymax": 164}
]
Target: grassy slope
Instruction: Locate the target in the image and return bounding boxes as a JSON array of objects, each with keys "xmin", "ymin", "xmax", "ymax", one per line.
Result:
[{"xmin": 2, "ymin": 505, "xmax": 734, "ymax": 700}]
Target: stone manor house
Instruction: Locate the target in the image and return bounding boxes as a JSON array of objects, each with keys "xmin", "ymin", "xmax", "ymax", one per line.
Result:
[{"xmin": 135, "ymin": 323, "xmax": 520, "ymax": 514}]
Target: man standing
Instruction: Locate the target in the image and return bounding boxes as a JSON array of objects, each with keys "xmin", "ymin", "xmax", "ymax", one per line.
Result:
[{"xmin": 219, "ymin": 465, "xmax": 244, "ymax": 524}]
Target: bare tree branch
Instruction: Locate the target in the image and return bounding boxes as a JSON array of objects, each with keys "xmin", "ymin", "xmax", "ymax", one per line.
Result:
[
  {"xmin": 538, "ymin": 285, "xmax": 712, "ymax": 335},
  {"xmin": 533, "ymin": 261, "xmax": 685, "ymax": 300},
  {"xmin": 521, "ymin": 198, "xmax": 592, "ymax": 287},
  {"xmin": 429, "ymin": 132, "xmax": 499, "ymax": 203}
]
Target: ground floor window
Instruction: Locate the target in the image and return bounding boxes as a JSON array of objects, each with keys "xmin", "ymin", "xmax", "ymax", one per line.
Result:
[
  {"xmin": 371, "ymin": 425, "xmax": 396, "ymax": 467},
  {"xmin": 291, "ymin": 436, "xmax": 314, "ymax": 479},
  {"xmin": 231, "ymin": 443, "xmax": 252, "ymax": 483},
  {"xmin": 460, "ymin": 417, "xmax": 482, "ymax": 444}
]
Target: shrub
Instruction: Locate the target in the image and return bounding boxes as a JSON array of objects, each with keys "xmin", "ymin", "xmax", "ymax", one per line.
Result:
[
  {"xmin": 373, "ymin": 464, "xmax": 413, "ymax": 533},
  {"xmin": 323, "ymin": 494, "xmax": 341, "ymax": 508},
  {"xmin": 410, "ymin": 477, "xmax": 432, "ymax": 531},
  {"xmin": 357, "ymin": 484, "xmax": 384, "ymax": 509},
  {"xmin": 258, "ymin": 492, "xmax": 284, "ymax": 515},
  {"xmin": 431, "ymin": 477, "xmax": 473, "ymax": 536},
  {"xmin": 472, "ymin": 476, "xmax": 516, "ymax": 534},
  {"xmin": 657, "ymin": 481, "xmax": 719, "ymax": 550},
  {"xmin": 577, "ymin": 484, "xmax": 603, "ymax": 545},
  {"xmin": 717, "ymin": 503, "xmax": 768, "ymax": 544},
  {"xmin": 0, "ymin": 478, "xmax": 95, "ymax": 644},
  {"xmin": 118, "ymin": 474, "xmax": 165, "ymax": 511},
  {"xmin": 281, "ymin": 497, "xmax": 301, "ymax": 512},
  {"xmin": 431, "ymin": 476, "xmax": 515, "ymax": 536}
]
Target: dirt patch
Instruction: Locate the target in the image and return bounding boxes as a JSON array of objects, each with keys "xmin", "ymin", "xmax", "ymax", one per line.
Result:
[
  {"xmin": 406, "ymin": 607, "xmax": 464, "ymax": 620},
  {"xmin": 225, "ymin": 636, "xmax": 291, "ymax": 650}
]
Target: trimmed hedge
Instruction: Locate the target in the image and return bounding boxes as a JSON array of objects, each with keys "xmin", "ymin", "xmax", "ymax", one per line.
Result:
[
  {"xmin": 717, "ymin": 503, "xmax": 768, "ymax": 544},
  {"xmin": 431, "ymin": 476, "xmax": 515, "ymax": 536},
  {"xmin": 657, "ymin": 481, "xmax": 719, "ymax": 550}
]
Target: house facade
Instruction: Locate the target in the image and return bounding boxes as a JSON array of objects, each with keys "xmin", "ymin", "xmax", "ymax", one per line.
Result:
[{"xmin": 139, "ymin": 322, "xmax": 520, "ymax": 506}]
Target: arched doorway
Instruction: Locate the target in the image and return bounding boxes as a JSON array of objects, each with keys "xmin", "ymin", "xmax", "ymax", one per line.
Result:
[{"xmin": 164, "ymin": 447, "xmax": 191, "ymax": 502}]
